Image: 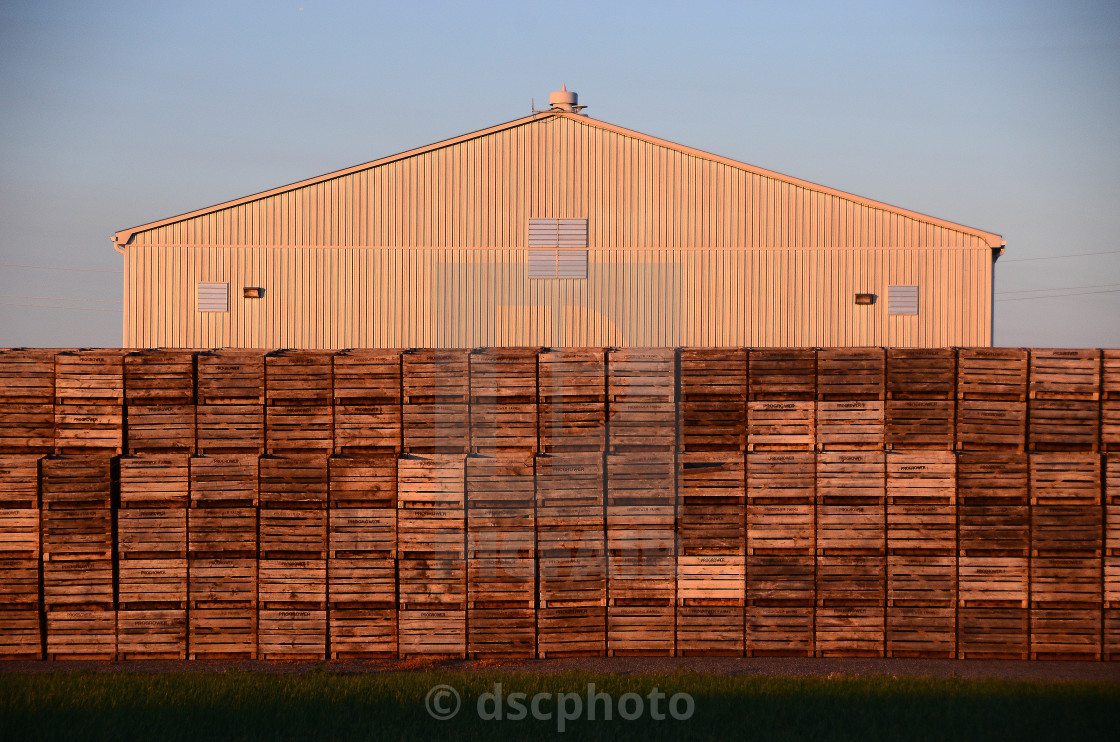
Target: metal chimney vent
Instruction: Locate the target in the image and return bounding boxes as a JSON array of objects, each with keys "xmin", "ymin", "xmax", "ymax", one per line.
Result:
[{"xmin": 547, "ymin": 84, "xmax": 586, "ymax": 113}]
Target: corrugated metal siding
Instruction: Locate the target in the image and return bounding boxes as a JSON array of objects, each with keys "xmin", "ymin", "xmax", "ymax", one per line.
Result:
[
  {"xmin": 128, "ymin": 116, "xmax": 991, "ymax": 251},
  {"xmin": 123, "ymin": 246, "xmax": 991, "ymax": 349}
]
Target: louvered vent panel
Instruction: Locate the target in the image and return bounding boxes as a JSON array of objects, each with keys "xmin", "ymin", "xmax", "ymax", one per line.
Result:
[{"xmin": 197, "ymin": 282, "xmax": 229, "ymax": 312}]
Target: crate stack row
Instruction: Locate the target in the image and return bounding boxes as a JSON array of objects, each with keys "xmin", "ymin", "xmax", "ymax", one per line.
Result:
[{"xmin": 0, "ymin": 454, "xmax": 42, "ymax": 658}]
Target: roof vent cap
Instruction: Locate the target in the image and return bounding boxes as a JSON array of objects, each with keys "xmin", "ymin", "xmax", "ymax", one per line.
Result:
[{"xmin": 547, "ymin": 84, "xmax": 585, "ymax": 113}]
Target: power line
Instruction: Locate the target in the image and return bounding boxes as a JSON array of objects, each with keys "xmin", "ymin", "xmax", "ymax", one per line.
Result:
[
  {"xmin": 996, "ymin": 282, "xmax": 1120, "ymax": 295},
  {"xmin": 0, "ymin": 262, "xmax": 120, "ymax": 274},
  {"xmin": 0, "ymin": 301, "xmax": 120, "ymax": 313},
  {"xmin": 1000, "ymin": 249, "xmax": 1120, "ymax": 263},
  {"xmin": 0, "ymin": 294, "xmax": 121, "ymax": 304},
  {"xmin": 995, "ymin": 288, "xmax": 1120, "ymax": 302}
]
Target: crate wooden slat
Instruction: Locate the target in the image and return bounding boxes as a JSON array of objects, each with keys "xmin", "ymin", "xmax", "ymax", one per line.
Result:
[
  {"xmin": 118, "ymin": 507, "xmax": 187, "ymax": 559},
  {"xmin": 677, "ymin": 555, "xmax": 745, "ymax": 605},
  {"xmin": 606, "ymin": 503, "xmax": 674, "ymax": 555},
  {"xmin": 816, "ymin": 452, "xmax": 885, "ymax": 553},
  {"xmin": 957, "ymin": 453, "xmax": 1029, "ymax": 555},
  {"xmin": 539, "ymin": 555, "xmax": 607, "ymax": 606},
  {"xmin": 398, "ymin": 556, "xmax": 466, "ymax": 608},
  {"xmin": 403, "ymin": 349, "xmax": 470, "ymax": 402},
  {"xmin": 1030, "ymin": 607, "xmax": 1101, "ymax": 660},
  {"xmin": 329, "ymin": 508, "xmax": 396, "ymax": 556},
  {"xmin": 886, "ymin": 348, "xmax": 955, "ymax": 400},
  {"xmin": 1028, "ymin": 399, "xmax": 1100, "ymax": 452},
  {"xmin": 1029, "ymin": 453, "xmax": 1102, "ymax": 555},
  {"xmin": 817, "ymin": 348, "xmax": 885, "ymax": 401},
  {"xmin": 117, "ymin": 609, "xmax": 187, "ymax": 659},
  {"xmin": 815, "ymin": 605, "xmax": 884, "ymax": 657},
  {"xmin": 747, "ymin": 400, "xmax": 815, "ymax": 451},
  {"xmin": 886, "ymin": 451, "xmax": 956, "ymax": 553},
  {"xmin": 402, "ymin": 402, "xmax": 469, "ymax": 452},
  {"xmin": 748, "ymin": 349, "xmax": 815, "ymax": 401},
  {"xmin": 747, "ymin": 452, "xmax": 815, "ymax": 555},
  {"xmin": 539, "ymin": 400, "xmax": 606, "ymax": 452},
  {"xmin": 333, "ymin": 349, "xmax": 402, "ymax": 405},
  {"xmin": 957, "ymin": 348, "xmax": 1028, "ymax": 400},
  {"xmin": 328, "ymin": 556, "xmax": 396, "ymax": 608},
  {"xmin": 957, "ymin": 606, "xmax": 1028, "ymax": 659},
  {"xmin": 607, "ymin": 604, "xmax": 674, "ymax": 655},
  {"xmin": 888, "ymin": 554, "xmax": 956, "ymax": 606},
  {"xmin": 266, "ymin": 404, "xmax": 333, "ymax": 453},
  {"xmin": 886, "ymin": 399, "xmax": 955, "ymax": 450},
  {"xmin": 258, "ymin": 558, "xmax": 327, "ymax": 608},
  {"xmin": 467, "ymin": 451, "xmax": 534, "ymax": 505},
  {"xmin": 539, "ymin": 348, "xmax": 606, "ymax": 401},
  {"xmin": 958, "ymin": 556, "xmax": 1028, "ymax": 607},
  {"xmin": 0, "ymin": 508, "xmax": 39, "ymax": 559},
  {"xmin": 126, "ymin": 404, "xmax": 196, "ymax": 453},
  {"xmin": 538, "ymin": 606, "xmax": 606, "ymax": 657},
  {"xmin": 0, "ymin": 349, "xmax": 55, "ymax": 403},
  {"xmin": 468, "ymin": 556, "xmax": 535, "ymax": 607},
  {"xmin": 54, "ymin": 350, "xmax": 124, "ymax": 452},
  {"xmin": 0, "ymin": 557, "xmax": 40, "ymax": 610},
  {"xmin": 265, "ymin": 350, "xmax": 333, "ymax": 401},
  {"xmin": 1110, "ymin": 455, "xmax": 1120, "ymax": 556},
  {"xmin": 119, "ymin": 454, "xmax": 190, "ymax": 506},
  {"xmin": 118, "ymin": 559, "xmax": 187, "ymax": 608},
  {"xmin": 398, "ymin": 609, "xmax": 465, "ymax": 658},
  {"xmin": 124, "ymin": 350, "xmax": 194, "ymax": 404},
  {"xmin": 609, "ymin": 399, "xmax": 676, "ymax": 452},
  {"xmin": 607, "ymin": 452, "xmax": 675, "ymax": 504},
  {"xmin": 679, "ymin": 348, "xmax": 746, "ymax": 400},
  {"xmin": 260, "ymin": 454, "xmax": 329, "ymax": 507},
  {"xmin": 816, "ymin": 400, "xmax": 884, "ymax": 451},
  {"xmin": 1029, "ymin": 348, "xmax": 1101, "ymax": 400},
  {"xmin": 189, "ymin": 454, "xmax": 258, "ymax": 506},
  {"xmin": 679, "ymin": 399, "xmax": 746, "ymax": 452},
  {"xmin": 196, "ymin": 404, "xmax": 264, "ymax": 454},
  {"xmin": 0, "ymin": 402, "xmax": 54, "ymax": 453},
  {"xmin": 334, "ymin": 403, "xmax": 401, "ymax": 453},
  {"xmin": 1030, "ymin": 556, "xmax": 1102, "ymax": 606},
  {"xmin": 677, "ymin": 604, "xmax": 744, "ymax": 656},
  {"xmin": 0, "ymin": 610, "xmax": 42, "ymax": 659},
  {"xmin": 608, "ymin": 554, "xmax": 675, "ymax": 604},
  {"xmin": 816, "ymin": 554, "xmax": 885, "ymax": 605},
  {"xmin": 196, "ymin": 350, "xmax": 265, "ymax": 403},
  {"xmin": 42, "ymin": 481, "xmax": 112, "ymax": 559},
  {"xmin": 329, "ymin": 608, "xmax": 396, "ymax": 658},
  {"xmin": 189, "ymin": 607, "xmax": 257, "ymax": 659},
  {"xmin": 468, "ymin": 607, "xmax": 536, "ymax": 658},
  {"xmin": 469, "ymin": 347, "xmax": 538, "ymax": 400},
  {"xmin": 329, "ymin": 453, "xmax": 397, "ymax": 508},
  {"xmin": 189, "ymin": 507, "xmax": 257, "ymax": 557},
  {"xmin": 468, "ymin": 507, "xmax": 535, "ymax": 557},
  {"xmin": 46, "ymin": 609, "xmax": 116, "ymax": 660},
  {"xmin": 258, "ymin": 609, "xmax": 326, "ymax": 660},
  {"xmin": 43, "ymin": 558, "xmax": 113, "ymax": 608},
  {"xmin": 956, "ymin": 398, "xmax": 1026, "ymax": 451},
  {"xmin": 886, "ymin": 605, "xmax": 955, "ymax": 658},
  {"xmin": 259, "ymin": 509, "xmax": 328, "ymax": 558},
  {"xmin": 189, "ymin": 558, "xmax": 256, "ymax": 608},
  {"xmin": 397, "ymin": 453, "xmax": 464, "ymax": 556},
  {"xmin": 536, "ymin": 452, "xmax": 603, "ymax": 511},
  {"xmin": 746, "ymin": 603, "xmax": 813, "ymax": 656}
]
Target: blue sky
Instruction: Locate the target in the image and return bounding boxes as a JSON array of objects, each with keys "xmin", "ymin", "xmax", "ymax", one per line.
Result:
[{"xmin": 1, "ymin": 0, "xmax": 1118, "ymax": 347}]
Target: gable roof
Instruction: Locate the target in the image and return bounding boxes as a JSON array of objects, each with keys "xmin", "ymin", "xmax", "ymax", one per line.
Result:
[{"xmin": 113, "ymin": 111, "xmax": 1003, "ymax": 251}]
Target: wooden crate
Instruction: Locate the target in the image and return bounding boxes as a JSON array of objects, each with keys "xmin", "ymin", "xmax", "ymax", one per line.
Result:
[
  {"xmin": 397, "ymin": 453, "xmax": 465, "ymax": 555},
  {"xmin": 1030, "ymin": 453, "xmax": 1102, "ymax": 555},
  {"xmin": 397, "ymin": 506, "xmax": 466, "ymax": 556},
  {"xmin": 608, "ymin": 554, "xmax": 675, "ymax": 604},
  {"xmin": 259, "ymin": 508, "xmax": 328, "ymax": 558},
  {"xmin": 679, "ymin": 348, "xmax": 747, "ymax": 400},
  {"xmin": 539, "ymin": 400, "xmax": 606, "ymax": 453},
  {"xmin": 468, "ymin": 555, "xmax": 535, "ymax": 607},
  {"xmin": 398, "ymin": 609, "xmax": 465, "ymax": 658},
  {"xmin": 258, "ymin": 558, "xmax": 327, "ymax": 609},
  {"xmin": 1030, "ymin": 607, "xmax": 1101, "ymax": 660},
  {"xmin": 42, "ymin": 558, "xmax": 113, "ymax": 609},
  {"xmin": 886, "ymin": 451, "xmax": 956, "ymax": 553},
  {"xmin": 1106, "ymin": 351, "xmax": 1120, "ymax": 451},
  {"xmin": 606, "ymin": 503, "xmax": 674, "ymax": 555},
  {"xmin": 0, "ymin": 557, "xmax": 40, "ymax": 610},
  {"xmin": 330, "ymin": 608, "xmax": 396, "ymax": 659},
  {"xmin": 260, "ymin": 454, "xmax": 329, "ymax": 507},
  {"xmin": 679, "ymin": 399, "xmax": 746, "ymax": 452},
  {"xmin": 189, "ymin": 607, "xmax": 257, "ymax": 659},
  {"xmin": 403, "ymin": 349, "xmax": 470, "ymax": 403},
  {"xmin": 258, "ymin": 609, "xmax": 327, "ymax": 660},
  {"xmin": 815, "ymin": 605, "xmax": 884, "ymax": 657},
  {"xmin": 41, "ymin": 507, "xmax": 112, "ymax": 561},
  {"xmin": 469, "ymin": 347, "xmax": 538, "ymax": 401},
  {"xmin": 398, "ymin": 556, "xmax": 466, "ymax": 608},
  {"xmin": 118, "ymin": 506, "xmax": 187, "ymax": 558},
  {"xmin": 817, "ymin": 348, "xmax": 885, "ymax": 401},
  {"xmin": 958, "ymin": 556, "xmax": 1028, "ymax": 607},
  {"xmin": 45, "ymin": 609, "xmax": 116, "ymax": 660},
  {"xmin": 677, "ymin": 555, "xmax": 745, "ymax": 605},
  {"xmin": 746, "ymin": 603, "xmax": 813, "ymax": 656},
  {"xmin": 1110, "ymin": 455, "xmax": 1120, "ymax": 556},
  {"xmin": 888, "ymin": 554, "xmax": 956, "ymax": 606},
  {"xmin": 40, "ymin": 453, "xmax": 113, "ymax": 507},
  {"xmin": 677, "ymin": 604, "xmax": 744, "ymax": 656},
  {"xmin": 1028, "ymin": 399, "xmax": 1099, "ymax": 452},
  {"xmin": 1107, "ymin": 608, "xmax": 1120, "ymax": 661},
  {"xmin": 266, "ymin": 403, "xmax": 333, "ymax": 453},
  {"xmin": 329, "ymin": 454, "xmax": 397, "ymax": 507},
  {"xmin": 957, "ymin": 606, "xmax": 1028, "ymax": 659},
  {"xmin": 747, "ymin": 400, "xmax": 815, "ymax": 451},
  {"xmin": 956, "ymin": 398, "xmax": 1026, "ymax": 451},
  {"xmin": 608, "ymin": 604, "xmax": 674, "ymax": 655},
  {"xmin": 678, "ymin": 452, "xmax": 744, "ymax": 555},
  {"xmin": 118, "ymin": 558, "xmax": 187, "ymax": 608},
  {"xmin": 328, "ymin": 556, "xmax": 396, "ymax": 607},
  {"xmin": 468, "ymin": 607, "xmax": 536, "ymax": 658},
  {"xmin": 1029, "ymin": 348, "xmax": 1101, "ymax": 400},
  {"xmin": 0, "ymin": 402, "xmax": 54, "ymax": 453},
  {"xmin": 539, "ymin": 555, "xmax": 607, "ymax": 607},
  {"xmin": 189, "ymin": 454, "xmax": 258, "ymax": 506},
  {"xmin": 333, "ymin": 349, "xmax": 402, "ymax": 405},
  {"xmin": 0, "ymin": 454, "xmax": 42, "ymax": 508},
  {"xmin": 334, "ymin": 403, "xmax": 401, "ymax": 453},
  {"xmin": 1030, "ymin": 556, "xmax": 1102, "ymax": 606},
  {"xmin": 0, "ymin": 609, "xmax": 42, "ymax": 659},
  {"xmin": 609, "ymin": 399, "xmax": 677, "ymax": 452},
  {"xmin": 607, "ymin": 348, "xmax": 675, "ymax": 401},
  {"xmin": 467, "ymin": 451, "xmax": 535, "ymax": 505},
  {"xmin": 957, "ymin": 348, "xmax": 1028, "ymax": 400},
  {"xmin": 196, "ymin": 349, "xmax": 265, "ymax": 404},
  {"xmin": 189, "ymin": 506, "xmax": 257, "ymax": 557},
  {"xmin": 536, "ymin": 452, "xmax": 603, "ymax": 510},
  {"xmin": 886, "ymin": 399, "xmax": 955, "ymax": 450},
  {"xmin": 607, "ymin": 452, "xmax": 675, "ymax": 504},
  {"xmin": 117, "ymin": 609, "xmax": 187, "ymax": 659},
  {"xmin": 189, "ymin": 558, "xmax": 256, "ymax": 608},
  {"xmin": 468, "ymin": 506, "xmax": 535, "ymax": 557},
  {"xmin": 330, "ymin": 508, "xmax": 396, "ymax": 556},
  {"xmin": 747, "ymin": 452, "xmax": 815, "ymax": 555},
  {"xmin": 265, "ymin": 350, "xmax": 334, "ymax": 452},
  {"xmin": 886, "ymin": 348, "xmax": 955, "ymax": 400},
  {"xmin": 816, "ymin": 452, "xmax": 885, "ymax": 553},
  {"xmin": 817, "ymin": 401, "xmax": 885, "ymax": 451},
  {"xmin": 957, "ymin": 453, "xmax": 1029, "ymax": 555},
  {"xmin": 126, "ymin": 404, "xmax": 196, "ymax": 453},
  {"xmin": 0, "ymin": 508, "xmax": 39, "ymax": 559},
  {"xmin": 402, "ymin": 402, "xmax": 469, "ymax": 452},
  {"xmin": 816, "ymin": 554, "xmax": 885, "ymax": 606},
  {"xmin": 124, "ymin": 350, "xmax": 195, "ymax": 404},
  {"xmin": 538, "ymin": 606, "xmax": 606, "ymax": 657},
  {"xmin": 54, "ymin": 350, "xmax": 124, "ymax": 453},
  {"xmin": 886, "ymin": 605, "xmax": 955, "ymax": 658},
  {"xmin": 119, "ymin": 454, "xmax": 190, "ymax": 507},
  {"xmin": 196, "ymin": 404, "xmax": 264, "ymax": 454},
  {"xmin": 748, "ymin": 349, "xmax": 815, "ymax": 401},
  {"xmin": 539, "ymin": 348, "xmax": 606, "ymax": 401},
  {"xmin": 0, "ymin": 350, "xmax": 54, "ymax": 452}
]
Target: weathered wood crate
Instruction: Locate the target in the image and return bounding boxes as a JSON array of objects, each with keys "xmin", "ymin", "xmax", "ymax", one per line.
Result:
[
  {"xmin": 886, "ymin": 604, "xmax": 955, "ymax": 658},
  {"xmin": 817, "ymin": 348, "xmax": 885, "ymax": 401},
  {"xmin": 41, "ymin": 455, "xmax": 113, "ymax": 558},
  {"xmin": 535, "ymin": 454, "xmax": 604, "ymax": 548},
  {"xmin": 886, "ymin": 399, "xmax": 955, "ymax": 450},
  {"xmin": 329, "ymin": 556, "xmax": 396, "ymax": 608},
  {"xmin": 0, "ymin": 609, "xmax": 42, "ymax": 659},
  {"xmin": 816, "ymin": 452, "xmax": 885, "ymax": 554},
  {"xmin": 119, "ymin": 454, "xmax": 190, "ymax": 507},
  {"xmin": 117, "ymin": 609, "xmax": 187, "ymax": 659},
  {"xmin": 1109, "ymin": 455, "xmax": 1120, "ymax": 557},
  {"xmin": 127, "ymin": 404, "xmax": 196, "ymax": 453},
  {"xmin": 679, "ymin": 348, "xmax": 746, "ymax": 452},
  {"xmin": 815, "ymin": 605, "xmax": 884, "ymax": 657},
  {"xmin": 0, "ymin": 508, "xmax": 39, "ymax": 559},
  {"xmin": 957, "ymin": 606, "xmax": 1028, "ymax": 659},
  {"xmin": 196, "ymin": 403, "xmax": 264, "ymax": 454},
  {"xmin": 747, "ymin": 400, "xmax": 815, "ymax": 451},
  {"xmin": 1029, "ymin": 348, "xmax": 1101, "ymax": 400},
  {"xmin": 678, "ymin": 453, "xmax": 745, "ymax": 555},
  {"xmin": 677, "ymin": 604, "xmax": 744, "ymax": 656},
  {"xmin": 748, "ymin": 349, "xmax": 815, "ymax": 401},
  {"xmin": 0, "ymin": 557, "xmax": 41, "ymax": 610},
  {"xmin": 118, "ymin": 507, "xmax": 187, "ymax": 559},
  {"xmin": 468, "ymin": 506, "xmax": 535, "ymax": 557},
  {"xmin": 329, "ymin": 508, "xmax": 396, "ymax": 557},
  {"xmin": 196, "ymin": 350, "xmax": 265, "ymax": 454},
  {"xmin": 956, "ymin": 398, "xmax": 1026, "ymax": 451},
  {"xmin": 677, "ymin": 555, "xmax": 745, "ymax": 605},
  {"xmin": 746, "ymin": 603, "xmax": 813, "ymax": 657},
  {"xmin": 125, "ymin": 350, "xmax": 196, "ymax": 453},
  {"xmin": 189, "ymin": 607, "xmax": 257, "ymax": 659},
  {"xmin": 746, "ymin": 452, "xmax": 815, "ymax": 555},
  {"xmin": 608, "ymin": 604, "xmax": 674, "ymax": 655},
  {"xmin": 888, "ymin": 554, "xmax": 956, "ymax": 606},
  {"xmin": 0, "ymin": 454, "xmax": 42, "ymax": 508},
  {"xmin": 258, "ymin": 609, "xmax": 327, "ymax": 660},
  {"xmin": 957, "ymin": 348, "xmax": 1028, "ymax": 400},
  {"xmin": 679, "ymin": 399, "xmax": 746, "ymax": 452},
  {"xmin": 958, "ymin": 556, "xmax": 1028, "ymax": 607},
  {"xmin": 41, "ymin": 506, "xmax": 112, "ymax": 561},
  {"xmin": 0, "ymin": 349, "xmax": 55, "ymax": 452},
  {"xmin": 402, "ymin": 404, "xmax": 469, "ymax": 452},
  {"xmin": 46, "ymin": 609, "xmax": 116, "ymax": 660},
  {"xmin": 886, "ymin": 451, "xmax": 956, "ymax": 553},
  {"xmin": 1028, "ymin": 399, "xmax": 1099, "ymax": 452},
  {"xmin": 258, "ymin": 558, "xmax": 327, "ymax": 609},
  {"xmin": 886, "ymin": 348, "xmax": 956, "ymax": 400},
  {"xmin": 538, "ymin": 606, "xmax": 606, "ymax": 657},
  {"xmin": 957, "ymin": 453, "xmax": 1029, "ymax": 555},
  {"xmin": 607, "ymin": 349, "xmax": 676, "ymax": 452},
  {"xmin": 53, "ymin": 350, "xmax": 124, "ymax": 453},
  {"xmin": 1031, "ymin": 555, "xmax": 1101, "ymax": 606},
  {"xmin": 539, "ymin": 399, "xmax": 607, "ymax": 453},
  {"xmin": 402, "ymin": 351, "xmax": 470, "ymax": 451},
  {"xmin": 189, "ymin": 454, "xmax": 258, "ymax": 506},
  {"xmin": 609, "ymin": 399, "xmax": 677, "ymax": 452},
  {"xmin": 398, "ymin": 609, "xmax": 465, "ymax": 658},
  {"xmin": 817, "ymin": 400, "xmax": 885, "ymax": 451},
  {"xmin": 1030, "ymin": 607, "xmax": 1101, "ymax": 660},
  {"xmin": 334, "ymin": 349, "xmax": 402, "ymax": 403},
  {"xmin": 816, "ymin": 554, "xmax": 885, "ymax": 606},
  {"xmin": 328, "ymin": 453, "xmax": 396, "ymax": 508},
  {"xmin": 265, "ymin": 351, "xmax": 334, "ymax": 452},
  {"xmin": 539, "ymin": 556, "xmax": 607, "ymax": 607},
  {"xmin": 607, "ymin": 452, "xmax": 675, "ymax": 505},
  {"xmin": 467, "ymin": 451, "xmax": 535, "ymax": 556},
  {"xmin": 260, "ymin": 454, "xmax": 329, "ymax": 507},
  {"xmin": 608, "ymin": 553, "xmax": 675, "ymax": 605},
  {"xmin": 42, "ymin": 558, "xmax": 113, "ymax": 609},
  {"xmin": 468, "ymin": 555, "xmax": 535, "ymax": 607},
  {"xmin": 1105, "ymin": 351, "xmax": 1120, "ymax": 451},
  {"xmin": 259, "ymin": 508, "xmax": 328, "ymax": 559},
  {"xmin": 189, "ymin": 507, "xmax": 257, "ymax": 557},
  {"xmin": 334, "ymin": 403, "xmax": 401, "ymax": 454},
  {"xmin": 1029, "ymin": 453, "xmax": 1102, "ymax": 555},
  {"xmin": 189, "ymin": 558, "xmax": 256, "ymax": 608},
  {"xmin": 538, "ymin": 349, "xmax": 606, "ymax": 452},
  {"xmin": 118, "ymin": 559, "xmax": 187, "ymax": 609},
  {"xmin": 468, "ymin": 348, "xmax": 538, "ymax": 450},
  {"xmin": 468, "ymin": 607, "xmax": 536, "ymax": 658},
  {"xmin": 398, "ymin": 556, "xmax": 466, "ymax": 609},
  {"xmin": 606, "ymin": 503, "xmax": 674, "ymax": 556},
  {"xmin": 397, "ymin": 454, "xmax": 465, "ymax": 556},
  {"xmin": 329, "ymin": 608, "xmax": 396, "ymax": 659}
]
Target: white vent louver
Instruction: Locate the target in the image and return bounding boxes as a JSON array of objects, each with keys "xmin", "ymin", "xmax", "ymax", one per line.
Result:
[
  {"xmin": 197, "ymin": 282, "xmax": 230, "ymax": 312},
  {"xmin": 888, "ymin": 285, "xmax": 919, "ymax": 315},
  {"xmin": 528, "ymin": 218, "xmax": 588, "ymax": 279}
]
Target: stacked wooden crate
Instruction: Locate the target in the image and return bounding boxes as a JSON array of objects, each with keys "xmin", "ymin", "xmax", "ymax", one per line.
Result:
[
  {"xmin": 747, "ymin": 349, "xmax": 816, "ymax": 452},
  {"xmin": 0, "ymin": 349, "xmax": 55, "ymax": 453},
  {"xmin": 265, "ymin": 351, "xmax": 334, "ymax": 454},
  {"xmin": 677, "ymin": 348, "xmax": 746, "ymax": 656},
  {"xmin": 124, "ymin": 350, "xmax": 195, "ymax": 454},
  {"xmin": 1029, "ymin": 349, "xmax": 1101, "ymax": 452},
  {"xmin": 258, "ymin": 455, "xmax": 329, "ymax": 659},
  {"xmin": 470, "ymin": 348, "xmax": 538, "ymax": 452},
  {"xmin": 956, "ymin": 349, "xmax": 1028, "ymax": 452},
  {"xmin": 41, "ymin": 454, "xmax": 116, "ymax": 659},
  {"xmin": 396, "ymin": 454, "xmax": 466, "ymax": 657},
  {"xmin": 956, "ymin": 453, "xmax": 1030, "ymax": 658},
  {"xmin": 536, "ymin": 453, "xmax": 606, "ymax": 656},
  {"xmin": 188, "ymin": 455, "xmax": 259, "ymax": 659},
  {"xmin": 746, "ymin": 452, "xmax": 815, "ymax": 656},
  {"xmin": 333, "ymin": 350, "xmax": 402, "ymax": 454},
  {"xmin": 195, "ymin": 350, "xmax": 265, "ymax": 454},
  {"xmin": 886, "ymin": 451, "xmax": 956, "ymax": 657},
  {"xmin": 606, "ymin": 349, "xmax": 677, "ymax": 656},
  {"xmin": 815, "ymin": 451, "xmax": 886, "ymax": 656},
  {"xmin": 328, "ymin": 454, "xmax": 397, "ymax": 658},
  {"xmin": 886, "ymin": 349, "xmax": 955, "ymax": 451},
  {"xmin": 0, "ymin": 454, "xmax": 43, "ymax": 658},
  {"xmin": 402, "ymin": 350, "xmax": 470, "ymax": 453},
  {"xmin": 1105, "ymin": 351, "xmax": 1120, "ymax": 453},
  {"xmin": 816, "ymin": 348, "xmax": 885, "ymax": 451},
  {"xmin": 54, "ymin": 350, "xmax": 124, "ymax": 454},
  {"xmin": 538, "ymin": 349, "xmax": 607, "ymax": 453},
  {"xmin": 117, "ymin": 455, "xmax": 189, "ymax": 658},
  {"xmin": 1029, "ymin": 453, "xmax": 1102, "ymax": 659},
  {"xmin": 466, "ymin": 452, "xmax": 536, "ymax": 657},
  {"xmin": 1107, "ymin": 455, "xmax": 1120, "ymax": 660}
]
